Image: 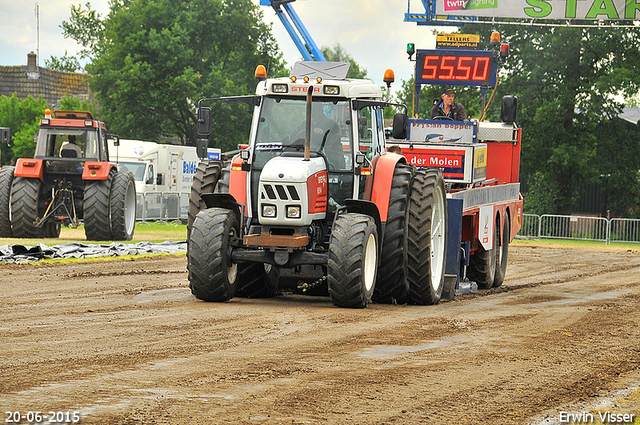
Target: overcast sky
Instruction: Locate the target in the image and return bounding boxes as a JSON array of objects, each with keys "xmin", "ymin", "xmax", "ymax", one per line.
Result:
[{"xmin": 0, "ymin": 0, "xmax": 449, "ymax": 88}]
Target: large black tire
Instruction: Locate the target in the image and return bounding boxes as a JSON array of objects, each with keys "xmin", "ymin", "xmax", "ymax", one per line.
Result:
[
  {"xmin": 187, "ymin": 160, "xmax": 222, "ymax": 239},
  {"xmin": 43, "ymin": 221, "xmax": 61, "ymax": 238},
  {"xmin": 235, "ymin": 262, "xmax": 280, "ymax": 298},
  {"xmin": 373, "ymin": 163, "xmax": 413, "ymax": 304},
  {"xmin": 327, "ymin": 213, "xmax": 378, "ymax": 308},
  {"xmin": 188, "ymin": 208, "xmax": 239, "ymax": 302},
  {"xmin": 493, "ymin": 215, "xmax": 510, "ymax": 288},
  {"xmin": 84, "ymin": 171, "xmax": 113, "ymax": 241},
  {"xmin": 407, "ymin": 169, "xmax": 448, "ymax": 305},
  {"xmin": 217, "ymin": 161, "xmax": 231, "ymax": 194},
  {"xmin": 110, "ymin": 170, "xmax": 136, "ymax": 241},
  {"xmin": 0, "ymin": 166, "xmax": 15, "ymax": 237},
  {"xmin": 468, "ymin": 219, "xmax": 498, "ymax": 289},
  {"xmin": 10, "ymin": 177, "xmax": 42, "ymax": 238}
]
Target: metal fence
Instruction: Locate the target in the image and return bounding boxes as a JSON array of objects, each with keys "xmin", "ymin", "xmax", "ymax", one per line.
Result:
[
  {"xmin": 135, "ymin": 192, "xmax": 189, "ymax": 223},
  {"xmin": 517, "ymin": 214, "xmax": 640, "ymax": 244}
]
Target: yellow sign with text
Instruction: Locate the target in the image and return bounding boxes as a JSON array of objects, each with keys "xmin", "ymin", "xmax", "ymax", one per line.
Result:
[{"xmin": 436, "ymin": 34, "xmax": 480, "ymax": 49}]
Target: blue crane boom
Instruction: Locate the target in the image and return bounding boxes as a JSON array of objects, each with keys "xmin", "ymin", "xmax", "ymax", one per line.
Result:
[{"xmin": 260, "ymin": 0, "xmax": 326, "ymax": 61}]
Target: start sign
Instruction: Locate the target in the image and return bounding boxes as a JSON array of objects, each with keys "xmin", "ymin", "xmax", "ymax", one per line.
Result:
[{"xmin": 436, "ymin": 0, "xmax": 640, "ymax": 21}]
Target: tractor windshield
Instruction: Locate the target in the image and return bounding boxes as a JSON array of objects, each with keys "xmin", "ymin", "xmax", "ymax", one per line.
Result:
[
  {"xmin": 34, "ymin": 128, "xmax": 100, "ymax": 160},
  {"xmin": 254, "ymin": 97, "xmax": 352, "ymax": 171}
]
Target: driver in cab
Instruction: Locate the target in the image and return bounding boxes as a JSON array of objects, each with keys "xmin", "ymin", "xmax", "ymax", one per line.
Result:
[{"xmin": 430, "ymin": 87, "xmax": 467, "ymax": 121}]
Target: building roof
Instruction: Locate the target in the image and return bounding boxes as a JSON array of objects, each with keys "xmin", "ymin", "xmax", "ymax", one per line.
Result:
[{"xmin": 0, "ymin": 52, "xmax": 92, "ymax": 108}]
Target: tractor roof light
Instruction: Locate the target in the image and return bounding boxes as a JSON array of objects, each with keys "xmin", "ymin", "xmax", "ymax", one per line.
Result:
[
  {"xmin": 383, "ymin": 69, "xmax": 395, "ymax": 89},
  {"xmin": 490, "ymin": 31, "xmax": 501, "ymax": 46},
  {"xmin": 255, "ymin": 64, "xmax": 267, "ymax": 81},
  {"xmin": 323, "ymin": 85, "xmax": 339, "ymax": 95},
  {"xmin": 303, "ymin": 76, "xmax": 310, "ymax": 83},
  {"xmin": 272, "ymin": 83, "xmax": 289, "ymax": 93},
  {"xmin": 84, "ymin": 119, "xmax": 94, "ymax": 127}
]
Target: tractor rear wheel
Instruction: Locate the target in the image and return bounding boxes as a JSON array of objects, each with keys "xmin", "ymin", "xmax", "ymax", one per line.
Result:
[
  {"xmin": 187, "ymin": 160, "xmax": 222, "ymax": 240},
  {"xmin": 84, "ymin": 171, "xmax": 113, "ymax": 241},
  {"xmin": 468, "ymin": 219, "xmax": 498, "ymax": 289},
  {"xmin": 188, "ymin": 208, "xmax": 238, "ymax": 302},
  {"xmin": 407, "ymin": 168, "xmax": 447, "ymax": 305},
  {"xmin": 328, "ymin": 213, "xmax": 378, "ymax": 308},
  {"xmin": 10, "ymin": 177, "xmax": 42, "ymax": 239},
  {"xmin": 110, "ymin": 170, "xmax": 136, "ymax": 241},
  {"xmin": 235, "ymin": 263, "xmax": 280, "ymax": 298},
  {"xmin": 374, "ymin": 163, "xmax": 412, "ymax": 304},
  {"xmin": 0, "ymin": 166, "xmax": 15, "ymax": 237},
  {"xmin": 493, "ymin": 215, "xmax": 510, "ymax": 288}
]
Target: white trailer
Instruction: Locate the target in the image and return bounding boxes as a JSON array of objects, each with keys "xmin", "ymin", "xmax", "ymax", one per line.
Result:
[{"xmin": 107, "ymin": 139, "xmax": 220, "ymax": 221}]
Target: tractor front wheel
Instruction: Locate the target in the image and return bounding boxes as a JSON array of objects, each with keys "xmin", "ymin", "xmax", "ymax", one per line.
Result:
[
  {"xmin": 328, "ymin": 213, "xmax": 378, "ymax": 308},
  {"xmin": 188, "ymin": 208, "xmax": 238, "ymax": 302}
]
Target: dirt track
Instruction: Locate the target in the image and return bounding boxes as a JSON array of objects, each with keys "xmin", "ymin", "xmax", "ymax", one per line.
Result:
[{"xmin": 1, "ymin": 243, "xmax": 640, "ymax": 424}]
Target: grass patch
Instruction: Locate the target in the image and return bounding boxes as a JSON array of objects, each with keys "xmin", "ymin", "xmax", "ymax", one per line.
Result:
[
  {"xmin": 0, "ymin": 221, "xmax": 187, "ymax": 247},
  {"xmin": 513, "ymin": 238, "xmax": 640, "ymax": 252}
]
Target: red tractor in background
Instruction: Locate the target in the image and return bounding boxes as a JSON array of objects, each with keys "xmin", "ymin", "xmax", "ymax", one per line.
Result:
[
  {"xmin": 0, "ymin": 110, "xmax": 136, "ymax": 241},
  {"xmin": 187, "ymin": 62, "xmax": 448, "ymax": 308}
]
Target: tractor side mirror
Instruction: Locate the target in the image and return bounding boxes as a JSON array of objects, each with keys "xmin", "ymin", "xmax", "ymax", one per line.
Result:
[
  {"xmin": 501, "ymin": 96, "xmax": 518, "ymax": 124},
  {"xmin": 196, "ymin": 139, "xmax": 208, "ymax": 159},
  {"xmin": 156, "ymin": 173, "xmax": 164, "ymax": 185},
  {"xmin": 391, "ymin": 113, "xmax": 408, "ymax": 140},
  {"xmin": 0, "ymin": 127, "xmax": 10, "ymax": 144},
  {"xmin": 197, "ymin": 107, "xmax": 212, "ymax": 136}
]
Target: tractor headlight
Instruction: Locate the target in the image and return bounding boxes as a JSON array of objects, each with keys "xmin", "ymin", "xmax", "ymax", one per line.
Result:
[
  {"xmin": 286, "ymin": 205, "xmax": 301, "ymax": 219},
  {"xmin": 262, "ymin": 205, "xmax": 277, "ymax": 218}
]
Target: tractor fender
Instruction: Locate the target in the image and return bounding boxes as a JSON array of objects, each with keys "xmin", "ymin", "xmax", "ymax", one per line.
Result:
[
  {"xmin": 366, "ymin": 153, "xmax": 406, "ymax": 223},
  {"xmin": 200, "ymin": 192, "xmax": 244, "ymax": 234},
  {"xmin": 14, "ymin": 158, "xmax": 43, "ymax": 180},
  {"xmin": 342, "ymin": 199, "xmax": 383, "ymax": 248},
  {"xmin": 229, "ymin": 155, "xmax": 248, "ymax": 208},
  {"xmin": 83, "ymin": 162, "xmax": 117, "ymax": 180}
]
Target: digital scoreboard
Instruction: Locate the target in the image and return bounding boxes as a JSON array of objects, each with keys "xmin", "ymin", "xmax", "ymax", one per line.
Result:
[{"xmin": 415, "ymin": 49, "xmax": 498, "ymax": 87}]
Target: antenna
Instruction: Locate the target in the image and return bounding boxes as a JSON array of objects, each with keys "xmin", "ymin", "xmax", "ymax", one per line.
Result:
[{"xmin": 35, "ymin": 2, "xmax": 40, "ymax": 66}]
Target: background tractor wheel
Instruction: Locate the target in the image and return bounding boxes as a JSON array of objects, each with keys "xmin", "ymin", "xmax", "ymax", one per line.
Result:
[
  {"xmin": 187, "ymin": 160, "xmax": 222, "ymax": 240},
  {"xmin": 43, "ymin": 221, "xmax": 61, "ymax": 238},
  {"xmin": 84, "ymin": 171, "xmax": 113, "ymax": 241},
  {"xmin": 467, "ymin": 218, "xmax": 498, "ymax": 289},
  {"xmin": 188, "ymin": 208, "xmax": 238, "ymax": 302},
  {"xmin": 110, "ymin": 170, "xmax": 136, "ymax": 241},
  {"xmin": 10, "ymin": 177, "xmax": 42, "ymax": 239},
  {"xmin": 0, "ymin": 166, "xmax": 15, "ymax": 237},
  {"xmin": 374, "ymin": 163, "xmax": 413, "ymax": 304},
  {"xmin": 235, "ymin": 263, "xmax": 280, "ymax": 298},
  {"xmin": 493, "ymin": 216, "xmax": 510, "ymax": 288},
  {"xmin": 328, "ymin": 213, "xmax": 378, "ymax": 308},
  {"xmin": 407, "ymin": 168, "xmax": 447, "ymax": 305}
]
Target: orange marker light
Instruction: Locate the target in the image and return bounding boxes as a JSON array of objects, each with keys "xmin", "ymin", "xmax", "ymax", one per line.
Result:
[
  {"xmin": 383, "ymin": 69, "xmax": 395, "ymax": 88},
  {"xmin": 255, "ymin": 64, "xmax": 267, "ymax": 81},
  {"xmin": 490, "ymin": 31, "xmax": 501, "ymax": 45}
]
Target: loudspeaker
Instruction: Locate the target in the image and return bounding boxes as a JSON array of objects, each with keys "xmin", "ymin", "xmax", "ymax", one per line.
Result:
[{"xmin": 501, "ymin": 96, "xmax": 518, "ymax": 123}]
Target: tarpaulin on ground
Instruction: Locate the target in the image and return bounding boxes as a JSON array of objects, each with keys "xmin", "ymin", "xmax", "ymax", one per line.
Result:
[{"xmin": 0, "ymin": 241, "xmax": 187, "ymax": 264}]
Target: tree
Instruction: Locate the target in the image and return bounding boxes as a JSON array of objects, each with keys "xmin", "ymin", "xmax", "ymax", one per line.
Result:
[
  {"xmin": 460, "ymin": 24, "xmax": 640, "ymax": 215},
  {"xmin": 321, "ymin": 44, "xmax": 367, "ymax": 79},
  {"xmin": 62, "ymin": 0, "xmax": 286, "ymax": 151},
  {"xmin": 0, "ymin": 94, "xmax": 48, "ymax": 164},
  {"xmin": 45, "ymin": 51, "xmax": 82, "ymax": 73}
]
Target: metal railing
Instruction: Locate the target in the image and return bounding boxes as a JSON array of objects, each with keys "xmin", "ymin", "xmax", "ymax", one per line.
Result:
[
  {"xmin": 516, "ymin": 214, "xmax": 640, "ymax": 244},
  {"xmin": 135, "ymin": 191, "xmax": 189, "ymax": 223}
]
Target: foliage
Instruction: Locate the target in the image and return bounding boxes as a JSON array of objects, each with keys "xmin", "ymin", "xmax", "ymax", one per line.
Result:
[
  {"xmin": 321, "ymin": 44, "xmax": 368, "ymax": 79},
  {"xmin": 45, "ymin": 51, "xmax": 83, "ymax": 73},
  {"xmin": 61, "ymin": 0, "xmax": 285, "ymax": 152},
  {"xmin": 0, "ymin": 94, "xmax": 48, "ymax": 164}
]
